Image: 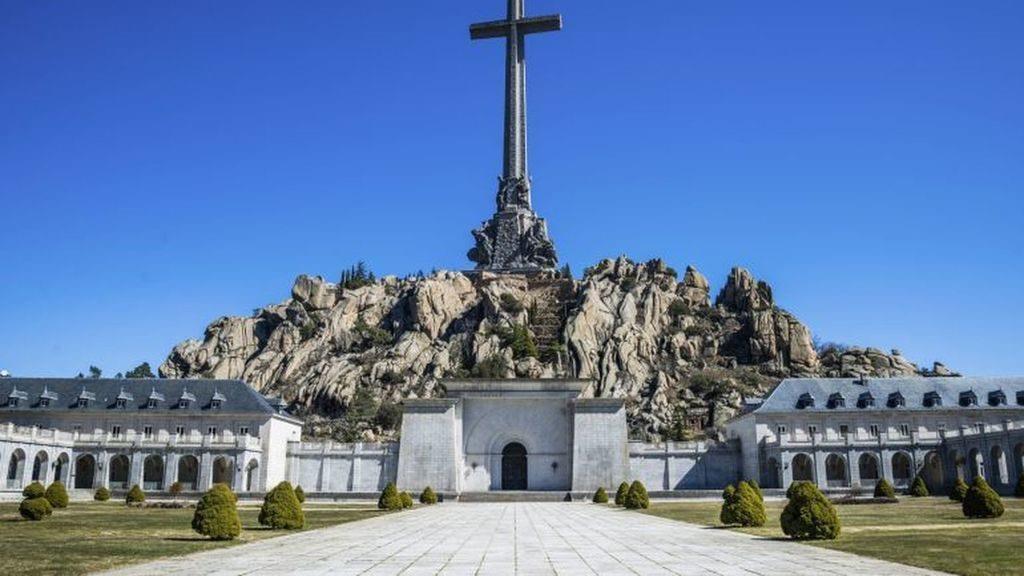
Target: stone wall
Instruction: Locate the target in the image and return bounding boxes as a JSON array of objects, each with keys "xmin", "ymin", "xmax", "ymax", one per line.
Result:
[
  {"xmin": 395, "ymin": 399, "xmax": 461, "ymax": 493},
  {"xmin": 628, "ymin": 440, "xmax": 741, "ymax": 491},
  {"xmin": 287, "ymin": 441, "xmax": 397, "ymax": 493},
  {"xmin": 571, "ymin": 399, "xmax": 628, "ymax": 491}
]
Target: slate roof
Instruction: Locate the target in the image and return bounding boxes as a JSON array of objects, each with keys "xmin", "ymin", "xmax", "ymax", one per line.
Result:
[
  {"xmin": 752, "ymin": 376, "xmax": 1024, "ymax": 414},
  {"xmin": 0, "ymin": 378, "xmax": 278, "ymax": 414}
]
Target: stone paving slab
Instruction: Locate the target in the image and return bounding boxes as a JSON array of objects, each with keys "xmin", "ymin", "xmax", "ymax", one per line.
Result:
[{"xmin": 98, "ymin": 503, "xmax": 948, "ymax": 576}]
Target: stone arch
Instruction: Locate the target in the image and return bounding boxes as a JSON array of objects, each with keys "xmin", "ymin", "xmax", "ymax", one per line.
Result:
[
  {"xmin": 109, "ymin": 454, "xmax": 130, "ymax": 489},
  {"xmin": 948, "ymin": 449, "xmax": 965, "ymax": 480},
  {"xmin": 31, "ymin": 450, "xmax": 49, "ymax": 483},
  {"xmin": 764, "ymin": 457, "xmax": 781, "ymax": 489},
  {"xmin": 6, "ymin": 448, "xmax": 26, "ymax": 489},
  {"xmin": 968, "ymin": 448, "xmax": 984, "ymax": 480},
  {"xmin": 212, "ymin": 456, "xmax": 234, "ymax": 488},
  {"xmin": 54, "ymin": 452, "xmax": 70, "ymax": 484},
  {"xmin": 990, "ymin": 445, "xmax": 1008, "ymax": 485},
  {"xmin": 891, "ymin": 452, "xmax": 912, "ymax": 485},
  {"xmin": 858, "ymin": 453, "xmax": 880, "ymax": 482},
  {"xmin": 501, "ymin": 442, "xmax": 528, "ymax": 490},
  {"xmin": 791, "ymin": 453, "xmax": 814, "ymax": 483},
  {"xmin": 922, "ymin": 450, "xmax": 944, "ymax": 490},
  {"xmin": 825, "ymin": 453, "xmax": 848, "ymax": 487},
  {"xmin": 245, "ymin": 459, "xmax": 259, "ymax": 492},
  {"xmin": 74, "ymin": 454, "xmax": 96, "ymax": 489},
  {"xmin": 177, "ymin": 455, "xmax": 199, "ymax": 490},
  {"xmin": 143, "ymin": 455, "xmax": 164, "ymax": 491}
]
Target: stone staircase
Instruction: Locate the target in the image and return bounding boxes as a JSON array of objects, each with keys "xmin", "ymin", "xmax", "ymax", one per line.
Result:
[
  {"xmin": 526, "ymin": 277, "xmax": 576, "ymax": 371},
  {"xmin": 457, "ymin": 490, "xmax": 584, "ymax": 503}
]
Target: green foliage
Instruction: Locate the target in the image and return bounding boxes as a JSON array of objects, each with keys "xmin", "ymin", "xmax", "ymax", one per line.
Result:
[
  {"xmin": 374, "ymin": 401, "xmax": 403, "ymax": 430},
  {"xmin": 874, "ymin": 478, "xmax": 896, "ymax": 499},
  {"xmin": 780, "ymin": 481, "xmax": 840, "ymax": 540},
  {"xmin": 950, "ymin": 477, "xmax": 969, "ymax": 502},
  {"xmin": 500, "ymin": 293, "xmax": 525, "ymax": 314},
  {"xmin": 44, "ymin": 481, "xmax": 69, "ymax": 508},
  {"xmin": 962, "ymin": 477, "xmax": 1005, "ymax": 519},
  {"xmin": 259, "ymin": 481, "xmax": 305, "ymax": 529},
  {"xmin": 614, "ymin": 482, "xmax": 630, "ymax": 506},
  {"xmin": 294, "ymin": 485, "xmax": 306, "ymax": 503},
  {"xmin": 378, "ymin": 482, "xmax": 402, "ymax": 511},
  {"xmin": 592, "ymin": 487, "xmax": 609, "ymax": 504},
  {"xmin": 419, "ymin": 486, "xmax": 438, "ymax": 505},
  {"xmin": 1016, "ymin": 476, "xmax": 1024, "ymax": 498},
  {"xmin": 169, "ymin": 481, "xmax": 184, "ymax": 499},
  {"xmin": 89, "ymin": 365, "xmax": 102, "ymax": 379},
  {"xmin": 192, "ymin": 484, "xmax": 241, "ymax": 540},
  {"xmin": 559, "ymin": 263, "xmax": 573, "ymax": 279},
  {"xmin": 492, "ymin": 324, "xmax": 538, "ymax": 360},
  {"xmin": 125, "ymin": 362, "xmax": 155, "ymax": 378},
  {"xmin": 340, "ymin": 261, "xmax": 375, "ymax": 290},
  {"xmin": 400, "ymin": 491, "xmax": 414, "ymax": 509},
  {"xmin": 747, "ymin": 479, "xmax": 764, "ymax": 502},
  {"xmin": 620, "ymin": 275, "xmax": 637, "ymax": 292},
  {"xmin": 125, "ymin": 484, "xmax": 145, "ymax": 504},
  {"xmin": 94, "ymin": 487, "xmax": 111, "ymax": 501},
  {"xmin": 624, "ymin": 480, "xmax": 650, "ymax": 510},
  {"xmin": 719, "ymin": 485, "xmax": 738, "ymax": 525},
  {"xmin": 23, "ymin": 481, "xmax": 45, "ymax": 499},
  {"xmin": 354, "ymin": 316, "xmax": 392, "ymax": 347},
  {"xmin": 19, "ymin": 496, "xmax": 53, "ymax": 521},
  {"xmin": 299, "ymin": 321, "xmax": 318, "ymax": 340},
  {"xmin": 720, "ymin": 482, "xmax": 766, "ymax": 527},
  {"xmin": 667, "ymin": 300, "xmax": 689, "ymax": 320},
  {"xmin": 472, "ymin": 354, "xmax": 510, "ymax": 378},
  {"xmin": 909, "ymin": 475, "xmax": 929, "ymax": 497}
]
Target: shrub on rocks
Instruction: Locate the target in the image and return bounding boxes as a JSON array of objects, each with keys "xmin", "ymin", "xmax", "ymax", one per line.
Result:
[
  {"xmin": 294, "ymin": 485, "xmax": 306, "ymax": 503},
  {"xmin": 624, "ymin": 481, "xmax": 649, "ymax": 510},
  {"xmin": 192, "ymin": 484, "xmax": 241, "ymax": 540},
  {"xmin": 400, "ymin": 491, "xmax": 414, "ymax": 509},
  {"xmin": 949, "ymin": 477, "xmax": 969, "ymax": 502},
  {"xmin": 94, "ymin": 487, "xmax": 111, "ymax": 501},
  {"xmin": 23, "ymin": 481, "xmax": 45, "ymax": 499},
  {"xmin": 909, "ymin": 475, "xmax": 929, "ymax": 497},
  {"xmin": 259, "ymin": 481, "xmax": 305, "ymax": 529},
  {"xmin": 45, "ymin": 481, "xmax": 69, "ymax": 508},
  {"xmin": 592, "ymin": 487, "xmax": 609, "ymax": 504},
  {"xmin": 962, "ymin": 477, "xmax": 1004, "ymax": 519},
  {"xmin": 19, "ymin": 495, "xmax": 53, "ymax": 521},
  {"xmin": 614, "ymin": 482, "xmax": 629, "ymax": 506},
  {"xmin": 125, "ymin": 484, "xmax": 146, "ymax": 505},
  {"xmin": 419, "ymin": 486, "xmax": 438, "ymax": 505},
  {"xmin": 873, "ymin": 478, "xmax": 896, "ymax": 499},
  {"xmin": 378, "ymin": 482, "xmax": 402, "ymax": 511},
  {"xmin": 780, "ymin": 481, "xmax": 840, "ymax": 540}
]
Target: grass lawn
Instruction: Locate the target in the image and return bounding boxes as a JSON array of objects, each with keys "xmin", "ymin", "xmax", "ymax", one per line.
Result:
[
  {"xmin": 644, "ymin": 497, "xmax": 1024, "ymax": 576},
  {"xmin": 0, "ymin": 501, "xmax": 385, "ymax": 575}
]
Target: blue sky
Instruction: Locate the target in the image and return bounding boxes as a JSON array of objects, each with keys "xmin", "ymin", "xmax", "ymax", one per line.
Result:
[{"xmin": 1, "ymin": 1, "xmax": 1022, "ymax": 377}]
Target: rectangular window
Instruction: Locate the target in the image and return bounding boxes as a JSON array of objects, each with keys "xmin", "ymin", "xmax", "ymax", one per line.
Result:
[
  {"xmin": 898, "ymin": 423, "xmax": 910, "ymax": 437},
  {"xmin": 73, "ymin": 425, "xmax": 82, "ymax": 434},
  {"xmin": 175, "ymin": 425, "xmax": 185, "ymax": 437},
  {"xmin": 143, "ymin": 426, "xmax": 153, "ymax": 439},
  {"xmin": 937, "ymin": 422, "xmax": 946, "ymax": 433},
  {"xmin": 111, "ymin": 425, "xmax": 122, "ymax": 438},
  {"xmin": 976, "ymin": 422, "xmax": 985, "ymax": 433},
  {"xmin": 776, "ymin": 425, "xmax": 787, "ymax": 436},
  {"xmin": 207, "ymin": 426, "xmax": 217, "ymax": 437},
  {"xmin": 839, "ymin": 424, "xmax": 849, "ymax": 436},
  {"xmin": 808, "ymin": 425, "xmax": 818, "ymax": 436},
  {"xmin": 239, "ymin": 426, "xmax": 250, "ymax": 436},
  {"xmin": 869, "ymin": 424, "xmax": 880, "ymax": 438}
]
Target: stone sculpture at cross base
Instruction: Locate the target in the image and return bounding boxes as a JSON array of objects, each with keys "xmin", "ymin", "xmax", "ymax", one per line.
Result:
[{"xmin": 468, "ymin": 177, "xmax": 558, "ymax": 270}]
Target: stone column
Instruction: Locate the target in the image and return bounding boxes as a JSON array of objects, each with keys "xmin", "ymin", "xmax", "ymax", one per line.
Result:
[
  {"xmin": 130, "ymin": 451, "xmax": 144, "ymax": 489},
  {"xmin": 781, "ymin": 452, "xmax": 794, "ymax": 488},
  {"xmin": 198, "ymin": 452, "xmax": 213, "ymax": 491},
  {"xmin": 814, "ymin": 451, "xmax": 827, "ymax": 489}
]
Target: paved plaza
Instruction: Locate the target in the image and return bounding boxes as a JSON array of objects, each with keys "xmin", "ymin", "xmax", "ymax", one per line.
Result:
[{"xmin": 100, "ymin": 503, "xmax": 945, "ymax": 576}]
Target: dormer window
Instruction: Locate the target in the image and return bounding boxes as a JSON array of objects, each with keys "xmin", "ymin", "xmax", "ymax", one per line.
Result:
[
  {"xmin": 796, "ymin": 393, "xmax": 815, "ymax": 410},
  {"xmin": 827, "ymin": 393, "xmax": 845, "ymax": 409},
  {"xmin": 115, "ymin": 398, "xmax": 127, "ymax": 408},
  {"xmin": 147, "ymin": 398, "xmax": 158, "ymax": 409},
  {"xmin": 146, "ymin": 388, "xmax": 165, "ymax": 409},
  {"xmin": 76, "ymin": 388, "xmax": 96, "ymax": 408},
  {"xmin": 77, "ymin": 398, "xmax": 89, "ymax": 408},
  {"xmin": 989, "ymin": 390, "xmax": 1007, "ymax": 407},
  {"xmin": 114, "ymin": 387, "xmax": 134, "ymax": 409},
  {"xmin": 177, "ymin": 387, "xmax": 196, "ymax": 409},
  {"xmin": 38, "ymin": 397, "xmax": 49, "ymax": 407},
  {"xmin": 8, "ymin": 397, "xmax": 18, "ymax": 408},
  {"xmin": 6, "ymin": 387, "xmax": 28, "ymax": 408},
  {"xmin": 210, "ymin": 390, "xmax": 227, "ymax": 410},
  {"xmin": 959, "ymin": 390, "xmax": 978, "ymax": 407},
  {"xmin": 857, "ymin": 392, "xmax": 875, "ymax": 409},
  {"xmin": 37, "ymin": 387, "xmax": 58, "ymax": 408},
  {"xmin": 888, "ymin": 391, "xmax": 906, "ymax": 408},
  {"xmin": 923, "ymin": 391, "xmax": 942, "ymax": 408}
]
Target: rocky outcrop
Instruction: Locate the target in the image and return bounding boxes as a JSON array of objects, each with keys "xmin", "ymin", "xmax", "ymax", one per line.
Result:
[{"xmin": 161, "ymin": 257, "xmax": 936, "ymax": 441}]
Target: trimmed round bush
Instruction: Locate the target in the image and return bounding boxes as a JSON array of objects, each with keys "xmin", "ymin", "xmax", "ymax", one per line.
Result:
[
  {"xmin": 126, "ymin": 484, "xmax": 146, "ymax": 505},
  {"xmin": 1015, "ymin": 476, "xmax": 1024, "ymax": 498},
  {"xmin": 909, "ymin": 475, "xmax": 929, "ymax": 497},
  {"xmin": 719, "ymin": 485, "xmax": 738, "ymax": 525},
  {"xmin": 94, "ymin": 487, "xmax": 111, "ymax": 501},
  {"xmin": 419, "ymin": 486, "xmax": 438, "ymax": 505},
  {"xmin": 45, "ymin": 481, "xmax": 69, "ymax": 508},
  {"xmin": 873, "ymin": 478, "xmax": 896, "ymax": 499},
  {"xmin": 400, "ymin": 491, "xmax": 414, "ymax": 509},
  {"xmin": 949, "ymin": 477, "xmax": 969, "ymax": 502},
  {"xmin": 780, "ymin": 481, "xmax": 840, "ymax": 540},
  {"xmin": 294, "ymin": 485, "xmax": 306, "ymax": 503},
  {"xmin": 192, "ymin": 484, "xmax": 241, "ymax": 540},
  {"xmin": 721, "ymin": 482, "xmax": 766, "ymax": 527},
  {"xmin": 624, "ymin": 480, "xmax": 649, "ymax": 510},
  {"xmin": 614, "ymin": 482, "xmax": 629, "ymax": 506},
  {"xmin": 23, "ymin": 481, "xmax": 45, "ymax": 499},
  {"xmin": 259, "ymin": 481, "xmax": 305, "ymax": 529},
  {"xmin": 592, "ymin": 487, "xmax": 609, "ymax": 504},
  {"xmin": 962, "ymin": 477, "xmax": 1004, "ymax": 519},
  {"xmin": 378, "ymin": 482, "xmax": 402, "ymax": 511},
  {"xmin": 747, "ymin": 479, "xmax": 764, "ymax": 502},
  {"xmin": 19, "ymin": 497, "xmax": 53, "ymax": 521}
]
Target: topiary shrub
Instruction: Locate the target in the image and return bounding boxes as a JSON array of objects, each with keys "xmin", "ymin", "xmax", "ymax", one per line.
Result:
[
  {"xmin": 125, "ymin": 484, "xmax": 146, "ymax": 505},
  {"xmin": 294, "ymin": 485, "xmax": 306, "ymax": 503},
  {"xmin": 780, "ymin": 481, "xmax": 840, "ymax": 540},
  {"xmin": 1015, "ymin": 476, "xmax": 1024, "ymax": 498},
  {"xmin": 592, "ymin": 487, "xmax": 609, "ymax": 504},
  {"xmin": 19, "ymin": 496, "xmax": 53, "ymax": 521},
  {"xmin": 719, "ymin": 485, "xmax": 739, "ymax": 525},
  {"xmin": 22, "ymin": 481, "xmax": 45, "ymax": 499},
  {"xmin": 378, "ymin": 482, "xmax": 402, "ymax": 511},
  {"xmin": 192, "ymin": 484, "xmax": 241, "ymax": 540},
  {"xmin": 400, "ymin": 491, "xmax": 414, "ymax": 509},
  {"xmin": 873, "ymin": 478, "xmax": 896, "ymax": 499},
  {"xmin": 94, "ymin": 487, "xmax": 111, "ymax": 501},
  {"xmin": 721, "ymin": 482, "xmax": 766, "ymax": 527},
  {"xmin": 419, "ymin": 486, "xmax": 438, "ymax": 505},
  {"xmin": 44, "ymin": 481, "xmax": 69, "ymax": 508},
  {"xmin": 614, "ymin": 482, "xmax": 629, "ymax": 506},
  {"xmin": 962, "ymin": 477, "xmax": 1004, "ymax": 519},
  {"xmin": 747, "ymin": 479, "xmax": 764, "ymax": 502},
  {"xmin": 909, "ymin": 475, "xmax": 929, "ymax": 497},
  {"xmin": 949, "ymin": 477, "xmax": 969, "ymax": 502},
  {"xmin": 169, "ymin": 481, "xmax": 184, "ymax": 500},
  {"xmin": 624, "ymin": 480, "xmax": 649, "ymax": 510},
  {"xmin": 259, "ymin": 481, "xmax": 305, "ymax": 529}
]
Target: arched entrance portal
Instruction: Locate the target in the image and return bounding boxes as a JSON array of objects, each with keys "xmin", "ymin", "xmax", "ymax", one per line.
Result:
[{"xmin": 501, "ymin": 443, "xmax": 528, "ymax": 490}]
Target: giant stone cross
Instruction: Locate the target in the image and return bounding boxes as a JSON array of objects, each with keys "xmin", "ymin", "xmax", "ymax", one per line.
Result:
[{"xmin": 467, "ymin": 0, "xmax": 561, "ymax": 271}]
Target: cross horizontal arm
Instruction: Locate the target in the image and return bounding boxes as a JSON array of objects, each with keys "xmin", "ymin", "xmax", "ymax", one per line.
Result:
[
  {"xmin": 470, "ymin": 14, "xmax": 562, "ymax": 40},
  {"xmin": 470, "ymin": 20, "xmax": 511, "ymax": 40}
]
